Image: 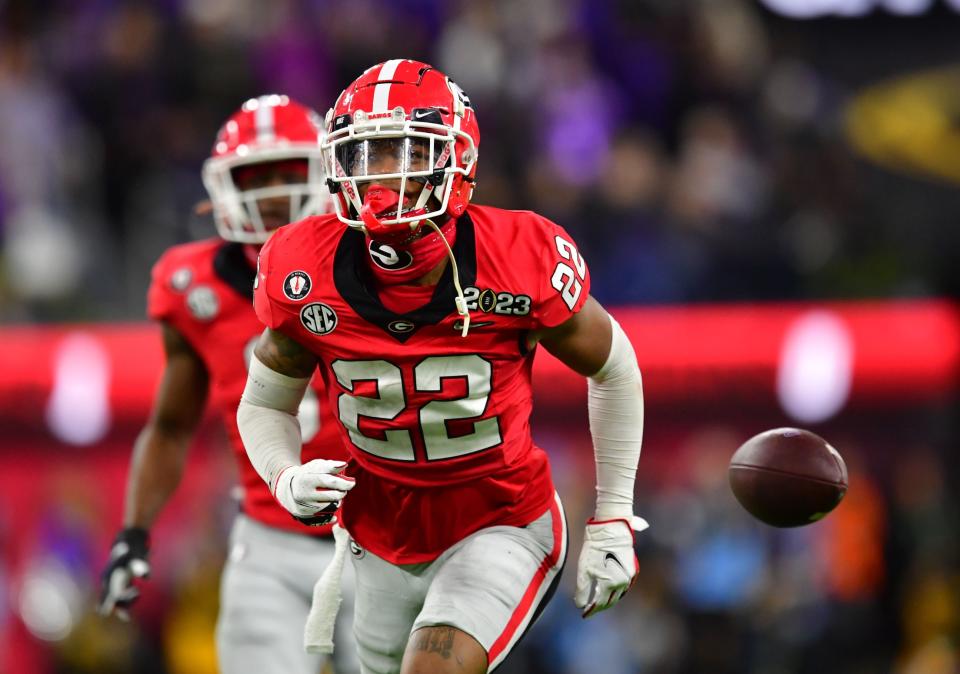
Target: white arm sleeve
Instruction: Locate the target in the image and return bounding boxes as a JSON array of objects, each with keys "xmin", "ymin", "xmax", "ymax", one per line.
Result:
[
  {"xmin": 588, "ymin": 315, "xmax": 643, "ymax": 521},
  {"xmin": 237, "ymin": 354, "xmax": 311, "ymax": 495}
]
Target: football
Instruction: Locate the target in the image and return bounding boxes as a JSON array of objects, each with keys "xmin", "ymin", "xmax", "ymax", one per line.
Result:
[{"xmin": 728, "ymin": 428, "xmax": 848, "ymax": 527}]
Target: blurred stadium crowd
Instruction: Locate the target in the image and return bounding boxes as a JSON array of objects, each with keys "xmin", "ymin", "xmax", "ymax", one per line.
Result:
[
  {"xmin": 0, "ymin": 1, "xmax": 958, "ymax": 673},
  {"xmin": 3, "ymin": 0, "xmax": 959, "ymax": 320}
]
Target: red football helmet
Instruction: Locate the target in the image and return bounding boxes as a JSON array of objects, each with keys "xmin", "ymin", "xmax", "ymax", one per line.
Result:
[
  {"xmin": 322, "ymin": 60, "xmax": 480, "ymax": 235},
  {"xmin": 202, "ymin": 95, "xmax": 331, "ymax": 244}
]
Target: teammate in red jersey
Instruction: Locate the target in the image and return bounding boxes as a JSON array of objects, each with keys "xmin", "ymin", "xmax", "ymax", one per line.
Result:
[
  {"xmin": 238, "ymin": 61, "xmax": 647, "ymax": 674},
  {"xmin": 98, "ymin": 95, "xmax": 359, "ymax": 674}
]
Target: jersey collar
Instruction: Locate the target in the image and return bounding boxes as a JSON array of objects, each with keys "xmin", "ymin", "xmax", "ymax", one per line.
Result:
[
  {"xmin": 333, "ymin": 214, "xmax": 478, "ymax": 343},
  {"xmin": 213, "ymin": 242, "xmax": 256, "ymax": 300}
]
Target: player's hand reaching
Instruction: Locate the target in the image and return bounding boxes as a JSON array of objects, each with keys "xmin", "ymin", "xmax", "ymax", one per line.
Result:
[
  {"xmin": 574, "ymin": 516, "xmax": 649, "ymax": 618},
  {"xmin": 274, "ymin": 459, "xmax": 355, "ymax": 526},
  {"xmin": 98, "ymin": 527, "xmax": 151, "ymax": 621}
]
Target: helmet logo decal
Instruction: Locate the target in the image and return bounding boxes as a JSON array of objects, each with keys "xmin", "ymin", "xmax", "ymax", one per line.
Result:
[
  {"xmin": 332, "ymin": 114, "xmax": 351, "ymax": 132},
  {"xmin": 282, "ymin": 271, "xmax": 312, "ymax": 301},
  {"xmin": 300, "ymin": 303, "xmax": 338, "ymax": 335},
  {"xmin": 412, "ymin": 108, "xmax": 443, "ymax": 124},
  {"xmin": 368, "ymin": 241, "xmax": 413, "ymax": 271}
]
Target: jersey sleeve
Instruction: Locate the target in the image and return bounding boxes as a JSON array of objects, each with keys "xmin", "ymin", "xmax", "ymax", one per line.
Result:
[
  {"xmin": 253, "ymin": 227, "xmax": 301, "ymax": 335},
  {"xmin": 146, "ymin": 251, "xmax": 184, "ymax": 323},
  {"xmin": 528, "ymin": 215, "xmax": 591, "ymax": 329}
]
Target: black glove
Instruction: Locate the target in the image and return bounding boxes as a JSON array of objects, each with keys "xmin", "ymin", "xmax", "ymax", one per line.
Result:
[{"xmin": 98, "ymin": 527, "xmax": 150, "ymax": 620}]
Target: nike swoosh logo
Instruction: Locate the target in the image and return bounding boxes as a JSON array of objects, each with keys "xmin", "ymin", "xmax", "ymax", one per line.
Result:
[
  {"xmin": 604, "ymin": 552, "xmax": 626, "ymax": 572},
  {"xmin": 453, "ymin": 320, "xmax": 494, "ymax": 331},
  {"xmin": 414, "ymin": 110, "xmax": 433, "ymax": 119}
]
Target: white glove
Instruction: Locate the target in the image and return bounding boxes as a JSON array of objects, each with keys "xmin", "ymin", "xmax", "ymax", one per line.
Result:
[
  {"xmin": 274, "ymin": 459, "xmax": 355, "ymax": 525},
  {"xmin": 574, "ymin": 515, "xmax": 649, "ymax": 618}
]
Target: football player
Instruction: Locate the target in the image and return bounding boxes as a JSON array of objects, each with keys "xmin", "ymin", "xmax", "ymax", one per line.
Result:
[
  {"xmin": 238, "ymin": 62, "xmax": 647, "ymax": 674},
  {"xmin": 98, "ymin": 95, "xmax": 359, "ymax": 674}
]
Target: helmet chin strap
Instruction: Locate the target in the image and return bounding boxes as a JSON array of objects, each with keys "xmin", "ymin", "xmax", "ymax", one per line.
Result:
[
  {"xmin": 360, "ymin": 184, "xmax": 471, "ymax": 338},
  {"xmin": 423, "ymin": 218, "xmax": 470, "ymax": 338}
]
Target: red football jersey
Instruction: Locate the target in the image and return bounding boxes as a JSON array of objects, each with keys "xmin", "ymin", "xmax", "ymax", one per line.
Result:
[
  {"xmin": 254, "ymin": 205, "xmax": 591, "ymax": 562},
  {"xmin": 147, "ymin": 238, "xmax": 347, "ymax": 535}
]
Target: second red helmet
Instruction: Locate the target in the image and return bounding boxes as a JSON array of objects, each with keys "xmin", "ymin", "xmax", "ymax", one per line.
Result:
[{"xmin": 202, "ymin": 95, "xmax": 331, "ymax": 243}]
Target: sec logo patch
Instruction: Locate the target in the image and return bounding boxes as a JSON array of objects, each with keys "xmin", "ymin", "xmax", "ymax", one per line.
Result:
[
  {"xmin": 186, "ymin": 286, "xmax": 219, "ymax": 321},
  {"xmin": 283, "ymin": 271, "xmax": 312, "ymax": 300},
  {"xmin": 300, "ymin": 302, "xmax": 337, "ymax": 335}
]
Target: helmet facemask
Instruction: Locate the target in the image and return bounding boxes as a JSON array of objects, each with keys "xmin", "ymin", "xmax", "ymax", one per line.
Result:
[
  {"xmin": 202, "ymin": 145, "xmax": 329, "ymax": 244},
  {"xmin": 322, "ymin": 106, "xmax": 477, "ymax": 238}
]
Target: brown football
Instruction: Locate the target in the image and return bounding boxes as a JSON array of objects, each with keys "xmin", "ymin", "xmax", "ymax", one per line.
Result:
[{"xmin": 729, "ymin": 428, "xmax": 848, "ymax": 527}]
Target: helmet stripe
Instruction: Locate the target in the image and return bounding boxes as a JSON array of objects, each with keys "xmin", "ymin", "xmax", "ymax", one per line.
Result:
[
  {"xmin": 372, "ymin": 59, "xmax": 403, "ymax": 113},
  {"xmin": 255, "ymin": 97, "xmax": 276, "ymax": 143}
]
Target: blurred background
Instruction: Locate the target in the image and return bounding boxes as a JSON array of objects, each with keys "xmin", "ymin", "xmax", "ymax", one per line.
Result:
[{"xmin": 1, "ymin": 0, "xmax": 958, "ymax": 672}]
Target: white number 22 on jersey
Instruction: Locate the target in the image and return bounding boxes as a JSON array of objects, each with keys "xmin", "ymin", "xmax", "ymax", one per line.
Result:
[
  {"xmin": 331, "ymin": 355, "xmax": 502, "ymax": 462},
  {"xmin": 551, "ymin": 235, "xmax": 586, "ymax": 310}
]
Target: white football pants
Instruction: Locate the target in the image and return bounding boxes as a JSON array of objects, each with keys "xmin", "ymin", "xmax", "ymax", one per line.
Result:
[
  {"xmin": 216, "ymin": 513, "xmax": 360, "ymax": 674},
  {"xmin": 350, "ymin": 493, "xmax": 567, "ymax": 674}
]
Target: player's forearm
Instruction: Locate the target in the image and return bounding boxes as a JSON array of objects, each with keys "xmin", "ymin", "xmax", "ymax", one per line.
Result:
[
  {"xmin": 237, "ymin": 354, "xmax": 310, "ymax": 493},
  {"xmin": 587, "ymin": 315, "xmax": 643, "ymax": 520},
  {"xmin": 123, "ymin": 425, "xmax": 191, "ymax": 529}
]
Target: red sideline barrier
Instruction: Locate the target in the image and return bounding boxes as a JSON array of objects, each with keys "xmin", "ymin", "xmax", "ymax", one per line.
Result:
[
  {"xmin": 534, "ymin": 299, "xmax": 960, "ymax": 407},
  {"xmin": 0, "ymin": 300, "xmax": 957, "ymax": 430}
]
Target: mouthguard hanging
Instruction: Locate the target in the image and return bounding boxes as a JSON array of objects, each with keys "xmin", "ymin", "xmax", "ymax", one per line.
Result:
[{"xmin": 359, "ymin": 184, "xmax": 426, "ymax": 245}]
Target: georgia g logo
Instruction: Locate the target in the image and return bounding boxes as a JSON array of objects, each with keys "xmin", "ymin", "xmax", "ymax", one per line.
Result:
[
  {"xmin": 349, "ymin": 539, "xmax": 366, "ymax": 559},
  {"xmin": 300, "ymin": 302, "xmax": 338, "ymax": 335},
  {"xmin": 368, "ymin": 240, "xmax": 413, "ymax": 271}
]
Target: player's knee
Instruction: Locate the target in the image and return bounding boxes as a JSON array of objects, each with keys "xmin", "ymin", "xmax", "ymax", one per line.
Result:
[{"xmin": 400, "ymin": 626, "xmax": 488, "ymax": 674}]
